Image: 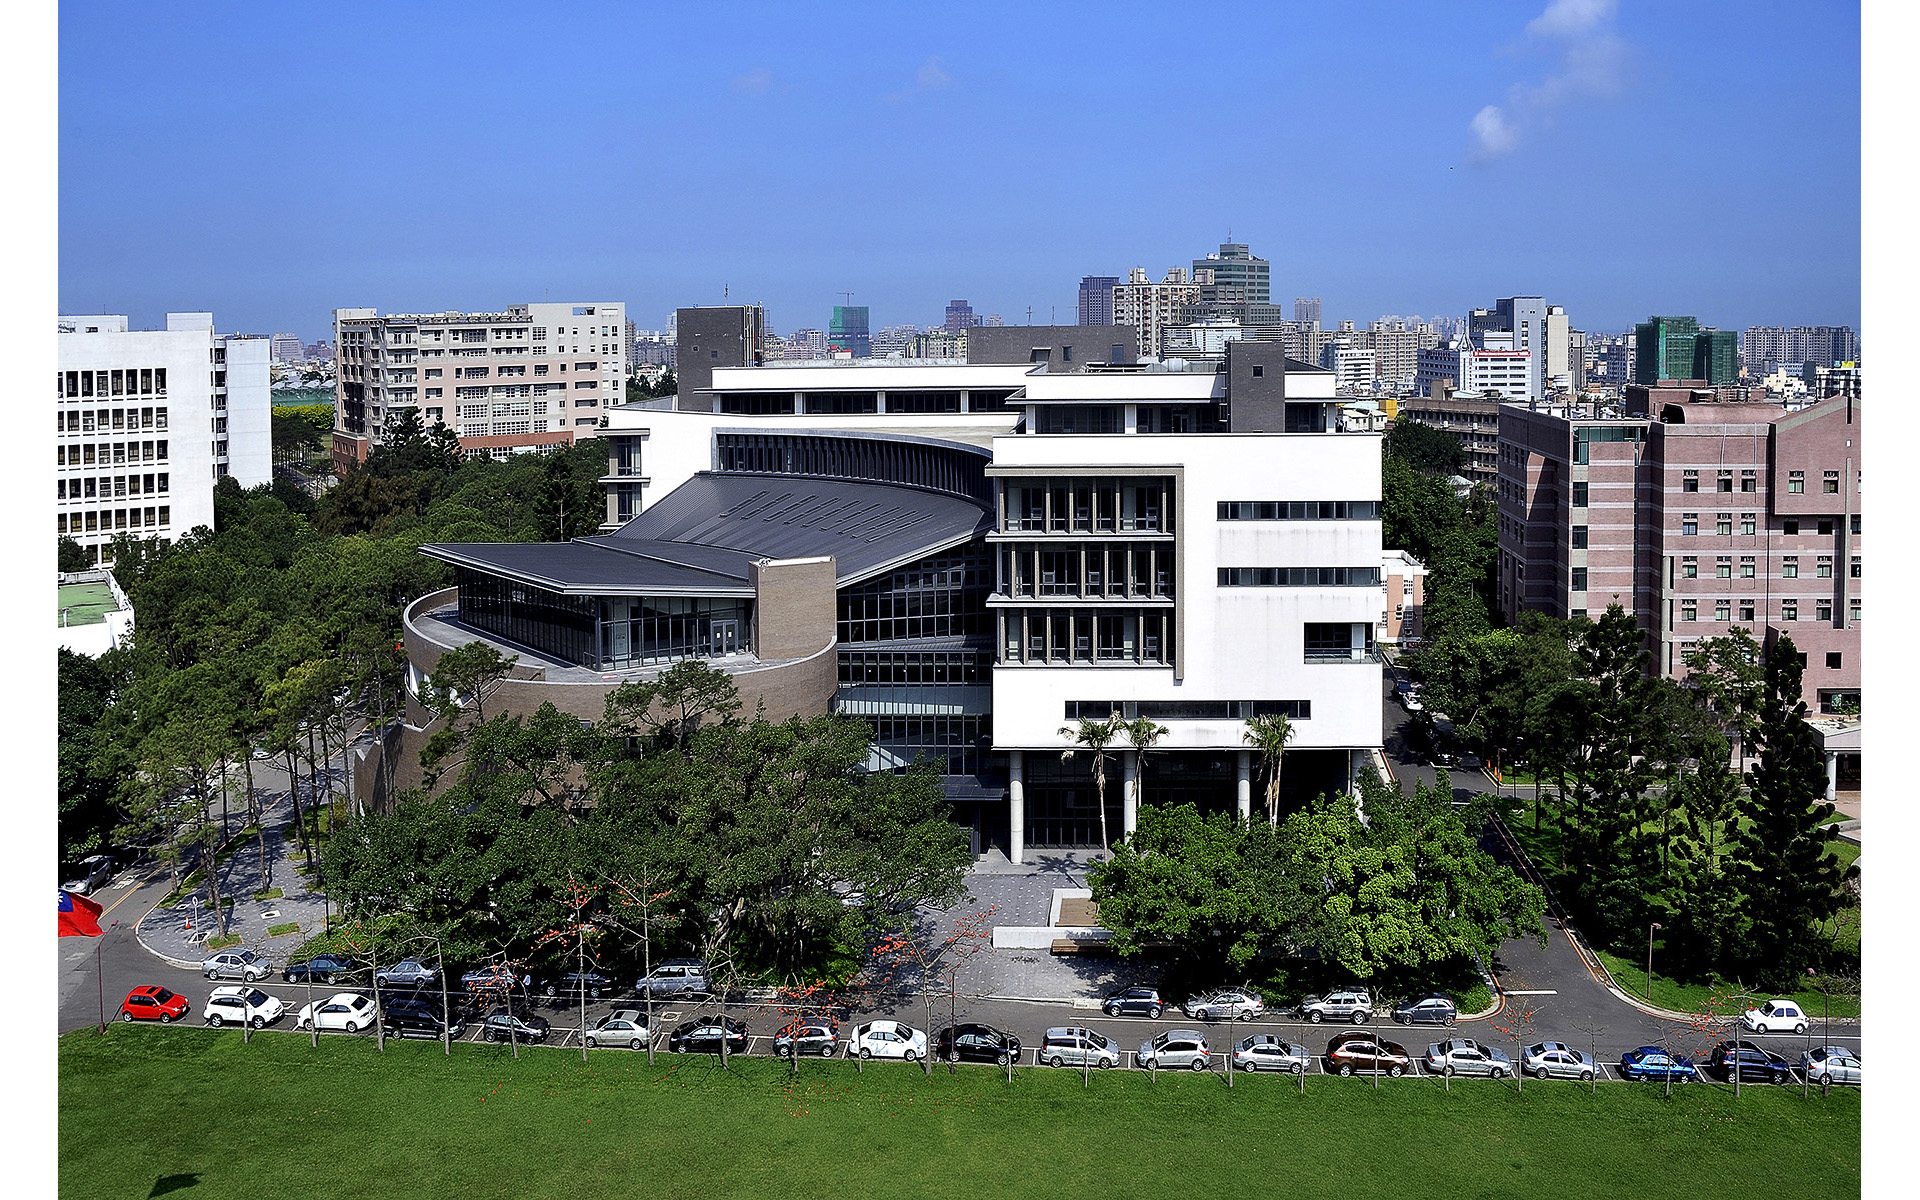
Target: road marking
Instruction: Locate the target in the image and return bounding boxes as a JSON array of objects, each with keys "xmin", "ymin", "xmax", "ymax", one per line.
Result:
[{"xmin": 1505, "ymin": 990, "xmax": 1558, "ymax": 995}]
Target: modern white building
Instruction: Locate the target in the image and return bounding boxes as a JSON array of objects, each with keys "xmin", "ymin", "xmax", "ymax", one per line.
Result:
[
  {"xmin": 57, "ymin": 313, "xmax": 272, "ymax": 566},
  {"xmin": 1416, "ymin": 335, "xmax": 1533, "ymax": 399},
  {"xmin": 331, "ymin": 301, "xmax": 625, "ymax": 473}
]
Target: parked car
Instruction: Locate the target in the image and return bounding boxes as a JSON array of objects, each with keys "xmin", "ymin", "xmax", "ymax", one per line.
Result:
[
  {"xmin": 1102, "ymin": 987, "xmax": 1164, "ymax": 1018},
  {"xmin": 1233, "ymin": 1034, "xmax": 1312, "ymax": 1074},
  {"xmin": 848, "ymin": 1020, "xmax": 925, "ymax": 1062},
  {"xmin": 1137, "ymin": 1029, "xmax": 1211, "ymax": 1071},
  {"xmin": 773, "ymin": 1020, "xmax": 839, "ymax": 1059},
  {"xmin": 1183, "ymin": 987, "xmax": 1265, "ymax": 1022},
  {"xmin": 374, "ymin": 959, "xmax": 439, "ymax": 990},
  {"xmin": 284, "ymin": 954, "xmax": 358, "ymax": 985},
  {"xmin": 1801, "ymin": 1046, "xmax": 1861, "ymax": 1087},
  {"xmin": 119, "ymin": 985, "xmax": 190, "ymax": 1024},
  {"xmin": 585, "ymin": 1009, "xmax": 652, "ymax": 1051},
  {"xmin": 1297, "ymin": 990, "xmax": 1373, "ymax": 1024},
  {"xmin": 296, "ymin": 992, "xmax": 379, "ymax": 1034},
  {"xmin": 1424, "ymin": 1038, "xmax": 1511, "ymax": 1078},
  {"xmin": 1740, "ymin": 998, "xmax": 1810, "ymax": 1035},
  {"xmin": 481, "ymin": 1007, "xmax": 551, "ymax": 1044},
  {"xmin": 384, "ymin": 999, "xmax": 465, "ymax": 1041},
  {"xmin": 935, "ymin": 1023, "xmax": 1022, "ymax": 1066},
  {"xmin": 1040, "ymin": 1027, "xmax": 1122, "ymax": 1069},
  {"xmin": 460, "ymin": 968, "xmax": 526, "ymax": 1001},
  {"xmin": 1326, "ymin": 1032, "xmax": 1413, "ymax": 1077},
  {"xmin": 542, "ymin": 971, "xmax": 613, "ymax": 999},
  {"xmin": 63, "ymin": 854, "xmax": 115, "ymax": 896},
  {"xmin": 1618, "ymin": 1045, "xmax": 1699, "ymax": 1083},
  {"xmin": 202, "ymin": 950, "xmax": 273, "ymax": 983},
  {"xmin": 1522, "ymin": 1041, "xmax": 1596, "ymax": 1081},
  {"xmin": 1706, "ymin": 1040, "xmax": 1792, "ymax": 1084},
  {"xmin": 637, "ymin": 960, "xmax": 710, "ymax": 999},
  {"xmin": 202, "ymin": 985, "xmax": 286, "ymax": 1029},
  {"xmin": 668, "ymin": 1016, "xmax": 749, "ymax": 1055},
  {"xmin": 1392, "ymin": 994, "xmax": 1458, "ymax": 1026}
]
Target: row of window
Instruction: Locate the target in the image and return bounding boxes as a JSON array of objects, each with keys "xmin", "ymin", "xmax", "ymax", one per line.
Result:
[
  {"xmin": 1216, "ymin": 500, "xmax": 1381, "ymax": 521},
  {"xmin": 837, "ymin": 650, "xmax": 990, "ymax": 687},
  {"xmin": 1678, "ymin": 598, "xmax": 1859, "ymax": 624},
  {"xmin": 58, "ymin": 473, "xmax": 169, "ymax": 500},
  {"xmin": 58, "ymin": 368, "xmax": 167, "ymax": 398},
  {"xmin": 1218, "ymin": 567, "xmax": 1381, "ymax": 587},
  {"xmin": 1002, "ymin": 480, "xmax": 1172, "ymax": 534},
  {"xmin": 1785, "ymin": 470, "xmax": 1842, "ymax": 495},
  {"xmin": 1680, "ymin": 555, "xmax": 1858, "ymax": 579},
  {"xmin": 1681, "ymin": 469, "xmax": 1758, "ymax": 493},
  {"xmin": 57, "ymin": 407, "xmax": 169, "ymax": 433},
  {"xmin": 997, "ymin": 544, "xmax": 1174, "ymax": 599},
  {"xmin": 58, "ymin": 506, "xmax": 169, "ymax": 535},
  {"xmin": 1679, "ymin": 514, "xmax": 1858, "ymax": 537},
  {"xmin": 998, "ymin": 608, "xmax": 1173, "ymax": 665},
  {"xmin": 836, "ymin": 546, "xmax": 993, "ymax": 645},
  {"xmin": 57, "ymin": 441, "xmax": 169, "ymax": 467},
  {"xmin": 716, "ymin": 434, "xmax": 990, "ymax": 504},
  {"xmin": 1062, "ymin": 700, "xmax": 1311, "ymax": 721}
]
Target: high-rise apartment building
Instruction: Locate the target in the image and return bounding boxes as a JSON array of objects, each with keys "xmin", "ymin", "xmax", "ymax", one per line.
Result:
[
  {"xmin": 331, "ymin": 302, "xmax": 625, "ymax": 473},
  {"xmin": 271, "ymin": 332, "xmax": 305, "ymax": 364},
  {"xmin": 1294, "ymin": 297, "xmax": 1322, "ymax": 326},
  {"xmin": 829, "ymin": 305, "xmax": 871, "ymax": 358},
  {"xmin": 1692, "ymin": 328, "xmax": 1738, "ymax": 385},
  {"xmin": 1747, "ymin": 325, "xmax": 1860, "ymax": 374},
  {"xmin": 1496, "ymin": 390, "xmax": 1860, "ymax": 712},
  {"xmin": 1077, "ymin": 276, "xmax": 1119, "ymax": 326},
  {"xmin": 945, "ymin": 300, "xmax": 981, "ymax": 332},
  {"xmin": 1112, "ymin": 267, "xmax": 1202, "ymax": 357},
  {"xmin": 58, "ymin": 312, "xmax": 272, "ymax": 566}
]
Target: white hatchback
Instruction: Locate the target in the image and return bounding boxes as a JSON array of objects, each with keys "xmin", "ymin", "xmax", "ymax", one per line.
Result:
[
  {"xmin": 203, "ymin": 985, "xmax": 286, "ymax": 1029},
  {"xmin": 1741, "ymin": 999, "xmax": 1810, "ymax": 1035},
  {"xmin": 848, "ymin": 1020, "xmax": 926, "ymax": 1062}
]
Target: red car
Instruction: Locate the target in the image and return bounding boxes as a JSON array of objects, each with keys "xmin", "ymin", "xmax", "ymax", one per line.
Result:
[{"xmin": 120, "ymin": 985, "xmax": 190, "ymax": 1023}]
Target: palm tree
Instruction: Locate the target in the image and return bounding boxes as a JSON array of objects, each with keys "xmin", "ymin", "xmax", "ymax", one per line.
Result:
[
  {"xmin": 1243, "ymin": 713, "xmax": 1295, "ymax": 826},
  {"xmin": 1121, "ymin": 716, "xmax": 1169, "ymax": 824},
  {"xmin": 1059, "ymin": 713, "xmax": 1122, "ymax": 852}
]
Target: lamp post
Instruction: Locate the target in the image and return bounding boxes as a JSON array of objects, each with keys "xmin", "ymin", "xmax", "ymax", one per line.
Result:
[
  {"xmin": 95, "ymin": 920, "xmax": 119, "ymax": 1033},
  {"xmin": 1645, "ymin": 922, "xmax": 1663, "ymax": 1003}
]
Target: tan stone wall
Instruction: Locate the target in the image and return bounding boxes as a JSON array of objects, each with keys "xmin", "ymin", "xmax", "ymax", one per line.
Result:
[{"xmin": 749, "ymin": 556, "xmax": 838, "ymax": 661}]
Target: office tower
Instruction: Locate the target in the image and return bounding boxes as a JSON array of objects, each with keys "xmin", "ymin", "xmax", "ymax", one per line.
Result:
[
  {"xmin": 57, "ymin": 312, "xmax": 272, "ymax": 567},
  {"xmin": 829, "ymin": 305, "xmax": 871, "ymax": 358},
  {"xmin": 1192, "ymin": 242, "xmax": 1270, "ymax": 306},
  {"xmin": 332, "ymin": 301, "xmax": 626, "ymax": 472},
  {"xmin": 271, "ymin": 332, "xmax": 305, "ymax": 364},
  {"xmin": 1692, "ymin": 328, "xmax": 1739, "ymax": 384},
  {"xmin": 1634, "ymin": 315, "xmax": 1702, "ymax": 383},
  {"xmin": 1294, "ymin": 297, "xmax": 1322, "ymax": 326},
  {"xmin": 1077, "ymin": 276, "xmax": 1119, "ymax": 326},
  {"xmin": 945, "ymin": 300, "xmax": 980, "ymax": 332}
]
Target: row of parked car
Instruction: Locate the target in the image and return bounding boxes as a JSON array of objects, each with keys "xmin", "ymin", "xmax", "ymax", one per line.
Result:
[{"xmin": 229, "ymin": 951, "xmax": 713, "ymax": 1002}]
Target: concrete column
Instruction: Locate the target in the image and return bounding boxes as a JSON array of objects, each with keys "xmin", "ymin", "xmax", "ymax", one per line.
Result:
[
  {"xmin": 1826, "ymin": 751, "xmax": 1838, "ymax": 805},
  {"xmin": 1008, "ymin": 750, "xmax": 1025, "ymax": 865},
  {"xmin": 1236, "ymin": 750, "xmax": 1252, "ymax": 822},
  {"xmin": 1122, "ymin": 751, "xmax": 1139, "ymax": 837}
]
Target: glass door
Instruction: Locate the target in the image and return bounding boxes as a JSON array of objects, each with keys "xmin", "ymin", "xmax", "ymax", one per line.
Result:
[{"xmin": 710, "ymin": 620, "xmax": 739, "ymax": 657}]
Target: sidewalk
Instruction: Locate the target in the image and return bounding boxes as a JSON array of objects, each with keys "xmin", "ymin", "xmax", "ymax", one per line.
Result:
[{"xmin": 135, "ymin": 787, "xmax": 334, "ymax": 970}]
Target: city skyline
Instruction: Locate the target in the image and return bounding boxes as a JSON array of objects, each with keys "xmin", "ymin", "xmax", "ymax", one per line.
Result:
[{"xmin": 59, "ymin": 2, "xmax": 1860, "ymax": 342}]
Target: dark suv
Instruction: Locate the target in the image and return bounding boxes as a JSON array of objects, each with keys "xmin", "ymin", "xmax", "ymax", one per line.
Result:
[
  {"xmin": 385, "ymin": 999, "xmax": 465, "ymax": 1041},
  {"xmin": 1706, "ymin": 1040, "xmax": 1792, "ymax": 1084},
  {"xmin": 935, "ymin": 1023, "xmax": 1022, "ymax": 1066}
]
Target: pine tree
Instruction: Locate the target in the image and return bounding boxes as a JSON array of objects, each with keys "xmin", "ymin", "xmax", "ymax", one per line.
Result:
[{"xmin": 1732, "ymin": 635, "xmax": 1857, "ymax": 986}]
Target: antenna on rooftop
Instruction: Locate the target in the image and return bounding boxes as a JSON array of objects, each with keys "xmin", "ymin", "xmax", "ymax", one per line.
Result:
[{"xmin": 840, "ymin": 292, "xmax": 854, "ymax": 307}]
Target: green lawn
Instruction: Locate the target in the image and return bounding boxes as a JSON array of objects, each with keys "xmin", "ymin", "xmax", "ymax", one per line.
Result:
[
  {"xmin": 61, "ymin": 1026, "xmax": 1858, "ymax": 1200},
  {"xmin": 1592, "ymin": 948, "xmax": 1860, "ymax": 1021}
]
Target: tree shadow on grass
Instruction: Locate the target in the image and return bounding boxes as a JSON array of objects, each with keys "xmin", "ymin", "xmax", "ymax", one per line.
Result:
[{"xmin": 148, "ymin": 1174, "xmax": 200, "ymax": 1197}]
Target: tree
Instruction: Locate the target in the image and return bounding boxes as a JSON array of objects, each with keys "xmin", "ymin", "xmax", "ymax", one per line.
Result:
[
  {"xmin": 425, "ymin": 641, "xmax": 519, "ymax": 730},
  {"xmin": 536, "ymin": 448, "xmax": 597, "ymax": 541},
  {"xmin": 602, "ymin": 660, "xmax": 742, "ymax": 752},
  {"xmin": 58, "ymin": 537, "xmax": 91, "ymax": 573},
  {"xmin": 1682, "ymin": 628, "xmax": 1765, "ymax": 765},
  {"xmin": 866, "ymin": 906, "xmax": 997, "ymax": 1078},
  {"xmin": 1659, "ymin": 747, "xmax": 1746, "ymax": 982},
  {"xmin": 1384, "ymin": 418, "xmax": 1466, "ymax": 475},
  {"xmin": 59, "ymin": 649, "xmax": 122, "ymax": 867},
  {"xmin": 1731, "ymin": 635, "xmax": 1857, "ymax": 986},
  {"xmin": 1243, "ymin": 713, "xmax": 1294, "ymax": 826},
  {"xmin": 1058, "ymin": 714, "xmax": 1121, "ymax": 851},
  {"xmin": 1121, "ymin": 715, "xmax": 1167, "ymax": 824}
]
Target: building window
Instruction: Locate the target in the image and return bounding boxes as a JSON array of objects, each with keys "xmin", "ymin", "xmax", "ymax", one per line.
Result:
[
  {"xmin": 1783, "ymin": 557, "xmax": 1799, "ymax": 578},
  {"xmin": 1817, "ymin": 555, "xmax": 1833, "ymax": 578},
  {"xmin": 1572, "ymin": 481, "xmax": 1588, "ymax": 506},
  {"xmin": 1571, "ymin": 526, "xmax": 1588, "ymax": 549},
  {"xmin": 1739, "ymin": 513, "xmax": 1754, "ymax": 535},
  {"xmin": 1715, "ymin": 556, "xmax": 1732, "ymax": 578},
  {"xmin": 1817, "ymin": 519, "xmax": 1833, "ymax": 536},
  {"xmin": 1717, "ymin": 471, "xmax": 1733, "ymax": 493},
  {"xmin": 1816, "ymin": 599, "xmax": 1832, "ymax": 622},
  {"xmin": 1716, "ymin": 513, "xmax": 1732, "ymax": 536},
  {"xmin": 1788, "ymin": 470, "xmax": 1804, "ymax": 493},
  {"xmin": 1571, "ymin": 567, "xmax": 1587, "ymax": 591},
  {"xmin": 1740, "ymin": 470, "xmax": 1756, "ymax": 492},
  {"xmin": 1739, "ymin": 600, "xmax": 1755, "ymax": 622},
  {"xmin": 1824, "ymin": 470, "xmax": 1840, "ymax": 493},
  {"xmin": 1682, "ymin": 469, "xmax": 1698, "ymax": 493},
  {"xmin": 1715, "ymin": 600, "xmax": 1731, "ymax": 622},
  {"xmin": 1782, "ymin": 600, "xmax": 1798, "ymax": 621},
  {"xmin": 1784, "ymin": 519, "xmax": 1799, "ymax": 535},
  {"xmin": 1850, "ymin": 599, "xmax": 1862, "ymax": 622},
  {"xmin": 1217, "ymin": 566, "xmax": 1381, "ymax": 587},
  {"xmin": 1851, "ymin": 556, "xmax": 1861, "ymax": 578},
  {"xmin": 1682, "ymin": 513, "xmax": 1698, "ymax": 536},
  {"xmin": 1851, "ymin": 514, "xmax": 1861, "ymax": 534},
  {"xmin": 1252, "ymin": 365, "xmax": 1264, "ymax": 377},
  {"xmin": 1680, "ymin": 600, "xmax": 1696, "ymax": 622},
  {"xmin": 1681, "ymin": 556, "xmax": 1697, "ymax": 578}
]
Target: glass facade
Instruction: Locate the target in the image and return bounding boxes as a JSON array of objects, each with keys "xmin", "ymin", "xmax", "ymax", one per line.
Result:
[
  {"xmin": 837, "ymin": 543, "xmax": 993, "ymax": 644},
  {"xmin": 451, "ymin": 566, "xmax": 750, "ymax": 671},
  {"xmin": 716, "ymin": 433, "xmax": 989, "ymax": 503},
  {"xmin": 454, "ymin": 566, "xmax": 599, "ymax": 667}
]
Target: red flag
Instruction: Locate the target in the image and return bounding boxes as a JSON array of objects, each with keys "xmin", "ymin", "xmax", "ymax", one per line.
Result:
[{"xmin": 59, "ymin": 889, "xmax": 103, "ymax": 937}]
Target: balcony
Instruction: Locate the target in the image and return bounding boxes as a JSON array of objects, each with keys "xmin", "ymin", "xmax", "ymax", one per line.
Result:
[{"xmin": 1304, "ymin": 647, "xmax": 1382, "ymax": 664}]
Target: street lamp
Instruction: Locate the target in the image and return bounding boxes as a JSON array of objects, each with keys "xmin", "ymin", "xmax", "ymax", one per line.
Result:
[{"xmin": 1645, "ymin": 922, "xmax": 1663, "ymax": 1003}]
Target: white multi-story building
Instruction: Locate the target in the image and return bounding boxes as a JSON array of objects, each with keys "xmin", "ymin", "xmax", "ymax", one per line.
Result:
[
  {"xmin": 271, "ymin": 332, "xmax": 305, "ymax": 363},
  {"xmin": 1319, "ymin": 342, "xmax": 1377, "ymax": 392},
  {"xmin": 57, "ymin": 313, "xmax": 271, "ymax": 567},
  {"xmin": 331, "ymin": 301, "xmax": 625, "ymax": 473},
  {"xmin": 1416, "ymin": 335, "xmax": 1533, "ymax": 399},
  {"xmin": 1112, "ymin": 267, "xmax": 1202, "ymax": 358}
]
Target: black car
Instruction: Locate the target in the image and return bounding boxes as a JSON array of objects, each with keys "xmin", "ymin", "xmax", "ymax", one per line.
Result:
[
  {"xmin": 1706, "ymin": 1040, "xmax": 1792, "ymax": 1084},
  {"xmin": 385, "ymin": 999, "xmax": 466, "ymax": 1041},
  {"xmin": 283, "ymin": 954, "xmax": 358, "ymax": 985},
  {"xmin": 481, "ymin": 1008, "xmax": 550, "ymax": 1044},
  {"xmin": 541, "ymin": 971, "xmax": 613, "ymax": 999},
  {"xmin": 1102, "ymin": 987, "xmax": 1165, "ymax": 1018},
  {"xmin": 935, "ymin": 1023, "xmax": 1022, "ymax": 1066},
  {"xmin": 1391, "ymin": 994, "xmax": 1459, "ymax": 1026},
  {"xmin": 667, "ymin": 1016, "xmax": 749, "ymax": 1055}
]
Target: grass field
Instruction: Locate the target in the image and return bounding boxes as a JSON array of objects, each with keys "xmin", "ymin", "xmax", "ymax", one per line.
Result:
[
  {"xmin": 60, "ymin": 1026, "xmax": 1858, "ymax": 1200},
  {"xmin": 1592, "ymin": 948, "xmax": 1861, "ymax": 1021}
]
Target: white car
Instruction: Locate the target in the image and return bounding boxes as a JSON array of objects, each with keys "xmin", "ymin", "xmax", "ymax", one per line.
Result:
[
  {"xmin": 203, "ymin": 985, "xmax": 287, "ymax": 1029},
  {"xmin": 1741, "ymin": 999, "xmax": 1810, "ymax": 1035},
  {"xmin": 585, "ymin": 1010, "xmax": 651, "ymax": 1051},
  {"xmin": 848, "ymin": 1020, "xmax": 926, "ymax": 1062},
  {"xmin": 296, "ymin": 992, "xmax": 379, "ymax": 1033},
  {"xmin": 1801, "ymin": 1046, "xmax": 1861, "ymax": 1086}
]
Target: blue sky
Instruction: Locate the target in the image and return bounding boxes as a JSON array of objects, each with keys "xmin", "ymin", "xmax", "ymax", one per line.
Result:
[{"xmin": 58, "ymin": 0, "xmax": 1861, "ymax": 342}]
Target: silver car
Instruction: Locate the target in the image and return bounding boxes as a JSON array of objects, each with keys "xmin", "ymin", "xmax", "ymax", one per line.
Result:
[
  {"xmin": 585, "ymin": 1010, "xmax": 651, "ymax": 1051},
  {"xmin": 1297, "ymin": 990, "xmax": 1373, "ymax": 1024},
  {"xmin": 1234, "ymin": 1034, "xmax": 1312, "ymax": 1074},
  {"xmin": 1041, "ymin": 1026, "xmax": 1121, "ymax": 1069},
  {"xmin": 202, "ymin": 950, "xmax": 273, "ymax": 982},
  {"xmin": 1184, "ymin": 987, "xmax": 1265, "ymax": 1022},
  {"xmin": 1137, "ymin": 1029, "xmax": 1211, "ymax": 1071},
  {"xmin": 1802, "ymin": 1046, "xmax": 1861, "ymax": 1086},
  {"xmin": 637, "ymin": 959, "xmax": 709, "ymax": 998},
  {"xmin": 1425, "ymin": 1038, "xmax": 1513, "ymax": 1078},
  {"xmin": 1522, "ymin": 1041, "xmax": 1596, "ymax": 1081}
]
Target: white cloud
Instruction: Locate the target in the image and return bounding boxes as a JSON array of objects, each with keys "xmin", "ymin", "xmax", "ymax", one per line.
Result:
[
  {"xmin": 916, "ymin": 56, "xmax": 949, "ymax": 90},
  {"xmin": 732, "ymin": 67, "xmax": 771, "ymax": 95},
  {"xmin": 1468, "ymin": 0, "xmax": 1632, "ymax": 162}
]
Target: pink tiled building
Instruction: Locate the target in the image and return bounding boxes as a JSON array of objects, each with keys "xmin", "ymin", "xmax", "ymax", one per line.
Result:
[{"xmin": 1496, "ymin": 391, "xmax": 1861, "ymax": 713}]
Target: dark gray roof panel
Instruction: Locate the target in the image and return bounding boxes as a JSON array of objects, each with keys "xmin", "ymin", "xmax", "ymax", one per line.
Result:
[{"xmin": 418, "ymin": 541, "xmax": 751, "ymax": 593}]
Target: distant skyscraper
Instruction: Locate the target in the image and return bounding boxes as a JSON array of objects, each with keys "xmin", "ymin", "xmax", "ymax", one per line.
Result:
[
  {"xmin": 944, "ymin": 299, "xmax": 980, "ymax": 333},
  {"xmin": 1077, "ymin": 276, "xmax": 1119, "ymax": 326},
  {"xmin": 829, "ymin": 305, "xmax": 870, "ymax": 358},
  {"xmin": 1634, "ymin": 315, "xmax": 1701, "ymax": 383},
  {"xmin": 270, "ymin": 331, "xmax": 304, "ymax": 363},
  {"xmin": 1191, "ymin": 243, "xmax": 1270, "ymax": 306},
  {"xmin": 1294, "ymin": 297, "xmax": 1322, "ymax": 326},
  {"xmin": 1691, "ymin": 328, "xmax": 1738, "ymax": 384}
]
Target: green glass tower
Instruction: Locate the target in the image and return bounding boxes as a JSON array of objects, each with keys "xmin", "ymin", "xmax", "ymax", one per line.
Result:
[
  {"xmin": 1692, "ymin": 328, "xmax": 1738, "ymax": 384},
  {"xmin": 1634, "ymin": 315, "xmax": 1699, "ymax": 383}
]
